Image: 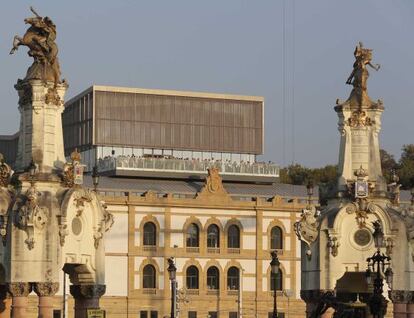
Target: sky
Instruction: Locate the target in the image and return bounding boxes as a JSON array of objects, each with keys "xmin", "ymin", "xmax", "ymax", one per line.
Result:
[{"xmin": 0, "ymin": 0, "xmax": 413, "ymax": 168}]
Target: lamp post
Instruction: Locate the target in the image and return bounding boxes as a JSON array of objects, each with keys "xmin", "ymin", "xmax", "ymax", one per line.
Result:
[
  {"xmin": 365, "ymin": 221, "xmax": 393, "ymax": 318},
  {"xmin": 270, "ymin": 251, "xmax": 280, "ymax": 318},
  {"xmin": 306, "ymin": 180, "xmax": 314, "ymax": 207},
  {"xmin": 92, "ymin": 165, "xmax": 99, "ymax": 192},
  {"xmin": 168, "ymin": 258, "xmax": 177, "ymax": 318}
]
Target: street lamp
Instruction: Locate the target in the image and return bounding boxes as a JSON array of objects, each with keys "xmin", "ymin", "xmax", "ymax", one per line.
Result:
[
  {"xmin": 270, "ymin": 251, "xmax": 280, "ymax": 318},
  {"xmin": 92, "ymin": 165, "xmax": 99, "ymax": 192},
  {"xmin": 28, "ymin": 159, "xmax": 36, "ymax": 184},
  {"xmin": 306, "ymin": 180, "xmax": 314, "ymax": 207},
  {"xmin": 365, "ymin": 221, "xmax": 392, "ymax": 318},
  {"xmin": 167, "ymin": 258, "xmax": 177, "ymax": 318}
]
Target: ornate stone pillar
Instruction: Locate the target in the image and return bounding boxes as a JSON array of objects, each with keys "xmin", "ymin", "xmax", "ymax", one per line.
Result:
[
  {"xmin": 33, "ymin": 282, "xmax": 59, "ymax": 318},
  {"xmin": 7, "ymin": 282, "xmax": 31, "ymax": 318},
  {"xmin": 70, "ymin": 284, "xmax": 106, "ymax": 318},
  {"xmin": 389, "ymin": 290, "xmax": 410, "ymax": 318},
  {"xmin": 0, "ymin": 285, "xmax": 11, "ymax": 318}
]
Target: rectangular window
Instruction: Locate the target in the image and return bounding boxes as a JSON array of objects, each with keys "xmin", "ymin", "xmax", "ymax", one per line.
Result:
[
  {"xmin": 150, "ymin": 311, "xmax": 158, "ymax": 318},
  {"xmin": 188, "ymin": 311, "xmax": 197, "ymax": 318},
  {"xmin": 53, "ymin": 310, "xmax": 61, "ymax": 318},
  {"xmin": 229, "ymin": 312, "xmax": 238, "ymax": 318},
  {"xmin": 141, "ymin": 311, "xmax": 148, "ymax": 318},
  {"xmin": 209, "ymin": 312, "xmax": 218, "ymax": 318}
]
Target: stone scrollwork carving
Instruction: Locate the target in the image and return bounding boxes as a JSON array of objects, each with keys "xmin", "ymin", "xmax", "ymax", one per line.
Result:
[
  {"xmin": 294, "ymin": 205, "xmax": 320, "ymax": 259},
  {"xmin": 0, "ymin": 189, "xmax": 12, "ymax": 246},
  {"xmin": 13, "ymin": 185, "xmax": 49, "ymax": 250},
  {"xmin": 347, "ymin": 110, "xmax": 374, "ymax": 128},
  {"xmin": 73, "ymin": 190, "xmax": 92, "ymax": 217},
  {"xmin": 0, "ymin": 154, "xmax": 12, "ymax": 188},
  {"xmin": 326, "ymin": 231, "xmax": 340, "ymax": 257},
  {"xmin": 94, "ymin": 202, "xmax": 114, "ymax": 249}
]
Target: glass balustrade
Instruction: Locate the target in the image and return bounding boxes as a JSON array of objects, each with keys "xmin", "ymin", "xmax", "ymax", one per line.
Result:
[{"xmin": 97, "ymin": 156, "xmax": 279, "ymax": 177}]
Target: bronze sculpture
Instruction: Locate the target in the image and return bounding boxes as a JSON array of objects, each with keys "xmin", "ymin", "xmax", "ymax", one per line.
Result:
[
  {"xmin": 345, "ymin": 42, "xmax": 380, "ymax": 107},
  {"xmin": 10, "ymin": 7, "xmax": 61, "ymax": 87}
]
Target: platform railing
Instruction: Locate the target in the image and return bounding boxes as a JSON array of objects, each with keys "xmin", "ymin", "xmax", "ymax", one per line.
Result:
[{"xmin": 97, "ymin": 156, "xmax": 279, "ymax": 177}]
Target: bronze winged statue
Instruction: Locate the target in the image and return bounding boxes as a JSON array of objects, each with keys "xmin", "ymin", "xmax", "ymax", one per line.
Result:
[{"xmin": 10, "ymin": 7, "xmax": 61, "ymax": 87}]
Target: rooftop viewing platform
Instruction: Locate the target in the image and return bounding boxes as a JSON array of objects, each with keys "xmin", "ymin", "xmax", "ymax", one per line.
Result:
[{"xmin": 97, "ymin": 155, "xmax": 279, "ymax": 183}]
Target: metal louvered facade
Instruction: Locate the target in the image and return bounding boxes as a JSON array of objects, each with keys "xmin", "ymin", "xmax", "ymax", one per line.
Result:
[{"xmin": 63, "ymin": 86, "xmax": 264, "ymax": 156}]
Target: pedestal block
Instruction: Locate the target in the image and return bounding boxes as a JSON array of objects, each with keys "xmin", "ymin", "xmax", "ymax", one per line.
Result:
[
  {"xmin": 8, "ymin": 282, "xmax": 31, "ymax": 318},
  {"xmin": 70, "ymin": 284, "xmax": 106, "ymax": 318},
  {"xmin": 34, "ymin": 282, "xmax": 59, "ymax": 318}
]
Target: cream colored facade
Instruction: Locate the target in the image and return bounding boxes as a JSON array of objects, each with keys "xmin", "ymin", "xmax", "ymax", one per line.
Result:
[{"xmin": 97, "ymin": 175, "xmax": 309, "ymax": 318}]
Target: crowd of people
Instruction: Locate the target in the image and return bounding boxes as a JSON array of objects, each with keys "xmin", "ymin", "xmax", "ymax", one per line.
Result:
[{"xmin": 98, "ymin": 154, "xmax": 278, "ymax": 175}]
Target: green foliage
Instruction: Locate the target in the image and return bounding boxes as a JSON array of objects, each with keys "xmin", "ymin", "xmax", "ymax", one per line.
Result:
[
  {"xmin": 397, "ymin": 144, "xmax": 414, "ymax": 189},
  {"xmin": 279, "ymin": 164, "xmax": 337, "ymax": 186},
  {"xmin": 380, "ymin": 149, "xmax": 397, "ymax": 183}
]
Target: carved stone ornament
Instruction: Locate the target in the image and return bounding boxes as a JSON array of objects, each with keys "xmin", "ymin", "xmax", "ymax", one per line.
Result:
[
  {"xmin": 196, "ymin": 168, "xmax": 231, "ymax": 201},
  {"xmin": 33, "ymin": 282, "xmax": 59, "ymax": 296},
  {"xmin": 70, "ymin": 284, "xmax": 106, "ymax": 299},
  {"xmin": 0, "ymin": 189, "xmax": 12, "ymax": 246},
  {"xmin": 93, "ymin": 201, "xmax": 114, "ymax": 249},
  {"xmin": 7, "ymin": 282, "xmax": 32, "ymax": 297},
  {"xmin": 347, "ymin": 110, "xmax": 373, "ymax": 127},
  {"xmin": 327, "ymin": 233, "xmax": 340, "ymax": 257},
  {"xmin": 389, "ymin": 290, "xmax": 414, "ymax": 304},
  {"xmin": 73, "ymin": 190, "xmax": 92, "ymax": 217},
  {"xmin": 294, "ymin": 205, "xmax": 320, "ymax": 258},
  {"xmin": 385, "ymin": 237, "xmax": 394, "ymax": 256},
  {"xmin": 0, "ymin": 155, "xmax": 12, "ymax": 188},
  {"xmin": 62, "ymin": 149, "xmax": 82, "ymax": 188},
  {"xmin": 13, "ymin": 185, "xmax": 49, "ymax": 250},
  {"xmin": 45, "ymin": 87, "xmax": 61, "ymax": 105}
]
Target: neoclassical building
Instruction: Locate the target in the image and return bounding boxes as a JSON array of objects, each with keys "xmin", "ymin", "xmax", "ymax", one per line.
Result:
[{"xmin": 94, "ymin": 169, "xmax": 313, "ymax": 318}]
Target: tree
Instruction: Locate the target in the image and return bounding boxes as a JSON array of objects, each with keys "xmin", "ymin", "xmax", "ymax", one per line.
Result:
[
  {"xmin": 279, "ymin": 163, "xmax": 337, "ymax": 186},
  {"xmin": 397, "ymin": 144, "xmax": 414, "ymax": 189},
  {"xmin": 380, "ymin": 149, "xmax": 397, "ymax": 183}
]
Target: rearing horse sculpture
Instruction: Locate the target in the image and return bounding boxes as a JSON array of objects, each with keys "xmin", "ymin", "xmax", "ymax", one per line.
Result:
[{"xmin": 10, "ymin": 7, "xmax": 61, "ymax": 87}]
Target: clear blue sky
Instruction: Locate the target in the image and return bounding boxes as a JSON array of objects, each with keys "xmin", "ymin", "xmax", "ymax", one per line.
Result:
[{"xmin": 1, "ymin": 1, "xmax": 413, "ymax": 167}]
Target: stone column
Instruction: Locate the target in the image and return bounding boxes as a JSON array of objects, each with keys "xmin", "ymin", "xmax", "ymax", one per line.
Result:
[
  {"xmin": 0, "ymin": 285, "xmax": 11, "ymax": 318},
  {"xmin": 389, "ymin": 290, "xmax": 410, "ymax": 318},
  {"xmin": 70, "ymin": 284, "xmax": 106, "ymax": 318},
  {"xmin": 33, "ymin": 282, "xmax": 59, "ymax": 318},
  {"xmin": 7, "ymin": 282, "xmax": 31, "ymax": 318}
]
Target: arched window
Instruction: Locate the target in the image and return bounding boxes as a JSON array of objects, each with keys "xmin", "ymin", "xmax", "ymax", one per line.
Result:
[
  {"xmin": 207, "ymin": 266, "xmax": 220, "ymax": 290},
  {"xmin": 228, "ymin": 225, "xmax": 240, "ymax": 248},
  {"xmin": 143, "ymin": 222, "xmax": 156, "ymax": 246},
  {"xmin": 186, "ymin": 266, "xmax": 199, "ymax": 289},
  {"xmin": 207, "ymin": 224, "xmax": 220, "ymax": 248},
  {"xmin": 143, "ymin": 264, "xmax": 156, "ymax": 288},
  {"xmin": 186, "ymin": 223, "xmax": 199, "ymax": 247},
  {"xmin": 227, "ymin": 267, "xmax": 240, "ymax": 290},
  {"xmin": 270, "ymin": 269, "xmax": 283, "ymax": 291},
  {"xmin": 270, "ymin": 226, "xmax": 283, "ymax": 250}
]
